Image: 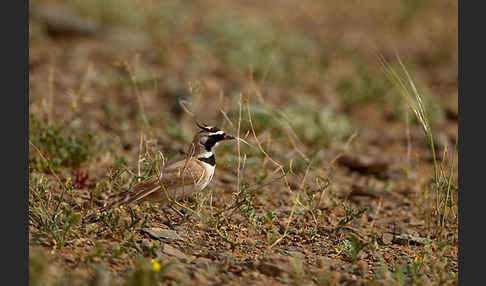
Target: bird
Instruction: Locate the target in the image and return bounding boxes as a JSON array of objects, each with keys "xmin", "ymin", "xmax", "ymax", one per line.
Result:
[{"xmin": 101, "ymin": 123, "xmax": 235, "ymax": 211}]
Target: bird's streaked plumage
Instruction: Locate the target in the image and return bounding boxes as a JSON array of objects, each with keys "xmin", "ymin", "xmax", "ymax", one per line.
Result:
[{"xmin": 102, "ymin": 123, "xmax": 234, "ymax": 211}]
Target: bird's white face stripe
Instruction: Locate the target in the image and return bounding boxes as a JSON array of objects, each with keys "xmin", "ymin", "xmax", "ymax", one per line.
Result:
[{"xmin": 209, "ymin": 131, "xmax": 225, "ymax": 136}]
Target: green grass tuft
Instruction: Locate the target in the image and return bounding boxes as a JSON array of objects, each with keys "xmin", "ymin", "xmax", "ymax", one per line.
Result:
[{"xmin": 29, "ymin": 113, "xmax": 96, "ymax": 171}]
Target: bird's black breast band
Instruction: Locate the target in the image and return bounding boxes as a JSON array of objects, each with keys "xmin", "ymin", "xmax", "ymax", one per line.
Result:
[{"xmin": 198, "ymin": 154, "xmax": 215, "ymax": 166}]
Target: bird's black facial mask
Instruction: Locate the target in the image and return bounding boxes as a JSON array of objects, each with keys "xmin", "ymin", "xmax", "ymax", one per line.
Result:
[
  {"xmin": 196, "ymin": 123, "xmax": 234, "ymax": 151},
  {"xmin": 200, "ymin": 132, "xmax": 234, "ymax": 152},
  {"xmin": 201, "ymin": 133, "xmax": 223, "ymax": 151}
]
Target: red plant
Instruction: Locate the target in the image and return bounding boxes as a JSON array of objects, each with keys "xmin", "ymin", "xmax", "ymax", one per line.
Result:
[{"xmin": 74, "ymin": 169, "xmax": 89, "ymax": 189}]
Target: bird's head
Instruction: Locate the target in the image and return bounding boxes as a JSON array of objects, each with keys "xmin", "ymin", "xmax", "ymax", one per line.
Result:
[{"xmin": 194, "ymin": 122, "xmax": 235, "ymax": 154}]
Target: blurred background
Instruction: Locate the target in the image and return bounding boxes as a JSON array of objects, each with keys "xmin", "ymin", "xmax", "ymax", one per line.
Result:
[
  {"xmin": 29, "ymin": 0, "xmax": 458, "ymax": 171},
  {"xmin": 30, "ymin": 0, "xmax": 457, "ymax": 132}
]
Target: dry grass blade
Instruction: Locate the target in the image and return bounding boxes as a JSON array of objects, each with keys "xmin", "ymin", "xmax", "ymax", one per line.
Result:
[
  {"xmin": 329, "ymin": 130, "xmax": 358, "ymax": 166},
  {"xmin": 237, "ymin": 93, "xmax": 242, "ymax": 195},
  {"xmin": 246, "ymin": 97, "xmax": 294, "ymax": 194},
  {"xmin": 220, "ymin": 109, "xmax": 234, "ymax": 128},
  {"xmin": 249, "ymin": 66, "xmax": 265, "ymax": 104},
  {"xmin": 178, "ymin": 98, "xmax": 195, "ymax": 117},
  {"xmin": 276, "ymin": 110, "xmax": 310, "ymax": 162},
  {"xmin": 235, "ymin": 137, "xmax": 251, "ymax": 147},
  {"xmin": 267, "ymin": 196, "xmax": 297, "ymax": 251},
  {"xmin": 124, "ymin": 59, "xmax": 152, "ymax": 133},
  {"xmin": 29, "ymin": 140, "xmax": 73, "ymax": 217},
  {"xmin": 378, "ymin": 54, "xmax": 457, "ymax": 230},
  {"xmin": 137, "ymin": 131, "xmax": 144, "ymax": 183},
  {"xmin": 46, "ymin": 65, "xmax": 55, "ymax": 124},
  {"xmin": 29, "ymin": 141, "xmax": 68, "ymax": 194},
  {"xmin": 378, "ymin": 54, "xmax": 438, "ymax": 184}
]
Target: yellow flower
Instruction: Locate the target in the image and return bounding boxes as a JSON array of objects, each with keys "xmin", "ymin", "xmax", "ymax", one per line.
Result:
[
  {"xmin": 151, "ymin": 259, "xmax": 161, "ymax": 272},
  {"xmin": 66, "ymin": 177, "xmax": 72, "ymax": 184},
  {"xmin": 413, "ymin": 256, "xmax": 423, "ymax": 265}
]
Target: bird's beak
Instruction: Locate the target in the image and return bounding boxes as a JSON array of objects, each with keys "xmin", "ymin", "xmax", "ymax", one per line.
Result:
[{"xmin": 224, "ymin": 134, "xmax": 235, "ymax": 140}]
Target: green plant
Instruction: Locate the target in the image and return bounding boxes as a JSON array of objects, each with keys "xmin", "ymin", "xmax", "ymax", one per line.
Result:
[
  {"xmin": 29, "ymin": 173, "xmax": 81, "ymax": 248},
  {"xmin": 376, "ymin": 257, "xmax": 425, "ymax": 286},
  {"xmin": 336, "ymin": 64, "xmax": 390, "ymax": 107},
  {"xmin": 29, "ymin": 248, "xmax": 50, "ymax": 286},
  {"xmin": 228, "ymin": 98, "xmax": 351, "ymax": 148},
  {"xmin": 373, "ymin": 247, "xmax": 459, "ymax": 286},
  {"xmin": 337, "ymin": 234, "xmax": 373, "ymax": 262},
  {"xmin": 30, "ymin": 204, "xmax": 81, "ymax": 248},
  {"xmin": 380, "ymin": 55, "xmax": 456, "ymax": 231},
  {"xmin": 100, "ymin": 208, "xmax": 122, "ymax": 232},
  {"xmin": 29, "ymin": 113, "xmax": 95, "ymax": 171},
  {"xmin": 124, "ymin": 208, "xmax": 148, "ymax": 232},
  {"xmin": 196, "ymin": 13, "xmax": 321, "ymax": 87},
  {"xmin": 123, "ymin": 257, "xmax": 177, "ymax": 286},
  {"xmin": 335, "ymin": 203, "xmax": 368, "ymax": 231},
  {"xmin": 283, "ymin": 101, "xmax": 351, "ymax": 147}
]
